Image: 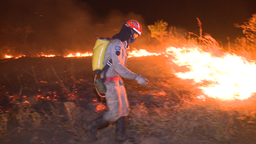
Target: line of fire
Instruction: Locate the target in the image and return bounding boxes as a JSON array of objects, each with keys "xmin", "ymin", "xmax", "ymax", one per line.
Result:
[{"xmin": 3, "ymin": 40, "xmax": 256, "ymax": 102}]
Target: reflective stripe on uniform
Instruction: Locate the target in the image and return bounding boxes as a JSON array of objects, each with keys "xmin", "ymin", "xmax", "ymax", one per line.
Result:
[{"xmin": 105, "ymin": 76, "xmax": 121, "ymax": 82}]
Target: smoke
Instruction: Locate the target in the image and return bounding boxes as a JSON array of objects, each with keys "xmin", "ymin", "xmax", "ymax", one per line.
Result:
[{"xmin": 0, "ymin": 0, "xmax": 151, "ymax": 56}]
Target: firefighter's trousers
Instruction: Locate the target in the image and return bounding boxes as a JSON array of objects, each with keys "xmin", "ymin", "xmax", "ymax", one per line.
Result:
[{"xmin": 103, "ymin": 80, "xmax": 129, "ymax": 122}]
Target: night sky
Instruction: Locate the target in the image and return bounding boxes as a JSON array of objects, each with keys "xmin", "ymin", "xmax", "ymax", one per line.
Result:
[
  {"xmin": 1, "ymin": 0, "xmax": 256, "ymax": 55},
  {"xmin": 84, "ymin": 0, "xmax": 256, "ymax": 43}
]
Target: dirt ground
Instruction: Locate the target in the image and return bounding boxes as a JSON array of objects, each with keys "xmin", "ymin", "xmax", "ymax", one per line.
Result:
[{"xmin": 0, "ymin": 56, "xmax": 255, "ymax": 144}]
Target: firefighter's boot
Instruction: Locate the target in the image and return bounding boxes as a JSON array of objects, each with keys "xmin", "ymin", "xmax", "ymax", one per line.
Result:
[
  {"xmin": 84, "ymin": 115, "xmax": 109, "ymax": 141},
  {"xmin": 115, "ymin": 116, "xmax": 130, "ymax": 142}
]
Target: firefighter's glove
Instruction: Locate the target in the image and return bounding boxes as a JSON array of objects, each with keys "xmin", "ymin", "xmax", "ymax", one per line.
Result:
[{"xmin": 135, "ymin": 75, "xmax": 148, "ymax": 85}]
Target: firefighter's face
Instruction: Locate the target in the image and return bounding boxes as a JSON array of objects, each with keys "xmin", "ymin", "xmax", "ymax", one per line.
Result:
[{"xmin": 133, "ymin": 33, "xmax": 139, "ymax": 39}]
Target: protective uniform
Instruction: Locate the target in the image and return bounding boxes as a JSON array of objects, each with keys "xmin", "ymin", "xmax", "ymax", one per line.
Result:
[
  {"xmin": 84, "ymin": 20, "xmax": 148, "ymax": 142},
  {"xmin": 102, "ymin": 39, "xmax": 137, "ymax": 122}
]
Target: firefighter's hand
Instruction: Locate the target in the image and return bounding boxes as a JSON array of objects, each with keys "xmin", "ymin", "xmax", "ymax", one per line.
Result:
[{"xmin": 135, "ymin": 75, "xmax": 148, "ymax": 85}]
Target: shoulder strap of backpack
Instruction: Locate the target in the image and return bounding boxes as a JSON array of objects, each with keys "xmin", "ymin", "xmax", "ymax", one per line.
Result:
[{"xmin": 101, "ymin": 59, "xmax": 112, "ymax": 82}]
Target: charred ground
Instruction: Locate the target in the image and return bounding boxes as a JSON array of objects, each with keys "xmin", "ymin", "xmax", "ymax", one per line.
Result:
[{"xmin": 0, "ymin": 56, "xmax": 256, "ymax": 144}]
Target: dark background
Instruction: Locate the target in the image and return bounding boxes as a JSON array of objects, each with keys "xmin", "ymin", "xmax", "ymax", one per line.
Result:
[
  {"xmin": 85, "ymin": 0, "xmax": 256, "ymax": 42},
  {"xmin": 1, "ymin": 0, "xmax": 256, "ymax": 55}
]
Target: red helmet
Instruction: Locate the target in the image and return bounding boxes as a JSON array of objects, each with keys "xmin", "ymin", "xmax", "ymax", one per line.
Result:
[{"xmin": 125, "ymin": 19, "xmax": 142, "ymax": 36}]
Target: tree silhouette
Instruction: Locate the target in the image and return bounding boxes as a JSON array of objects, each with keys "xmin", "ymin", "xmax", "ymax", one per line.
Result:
[{"xmin": 147, "ymin": 20, "xmax": 168, "ymax": 42}]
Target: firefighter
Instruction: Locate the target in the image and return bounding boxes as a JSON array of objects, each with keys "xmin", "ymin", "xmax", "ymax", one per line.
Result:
[{"xmin": 84, "ymin": 19, "xmax": 148, "ymax": 142}]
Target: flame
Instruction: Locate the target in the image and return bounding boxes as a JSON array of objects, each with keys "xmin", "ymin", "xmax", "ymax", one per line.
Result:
[
  {"xmin": 3, "ymin": 49, "xmax": 158, "ymax": 59},
  {"xmin": 4, "ymin": 54, "xmax": 26, "ymax": 59},
  {"xmin": 128, "ymin": 48, "xmax": 161, "ymax": 57},
  {"xmin": 39, "ymin": 53, "xmax": 56, "ymax": 57},
  {"xmin": 4, "ymin": 54, "xmax": 13, "ymax": 58},
  {"xmin": 64, "ymin": 52, "xmax": 93, "ymax": 58},
  {"xmin": 166, "ymin": 46, "xmax": 256, "ymax": 101}
]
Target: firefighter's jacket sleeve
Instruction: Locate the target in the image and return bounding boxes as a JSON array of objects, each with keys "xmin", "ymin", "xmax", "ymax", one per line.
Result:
[{"xmin": 102, "ymin": 39, "xmax": 137, "ymax": 79}]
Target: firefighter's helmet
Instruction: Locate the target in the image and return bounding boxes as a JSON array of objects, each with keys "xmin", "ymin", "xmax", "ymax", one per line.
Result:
[{"xmin": 125, "ymin": 19, "xmax": 142, "ymax": 36}]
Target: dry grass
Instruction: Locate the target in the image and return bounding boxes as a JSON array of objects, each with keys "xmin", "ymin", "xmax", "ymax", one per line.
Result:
[
  {"xmin": 14, "ymin": 106, "xmax": 41, "ymax": 127},
  {"xmin": 0, "ymin": 111, "xmax": 8, "ymax": 134},
  {"xmin": 129, "ymin": 97, "xmax": 256, "ymax": 143}
]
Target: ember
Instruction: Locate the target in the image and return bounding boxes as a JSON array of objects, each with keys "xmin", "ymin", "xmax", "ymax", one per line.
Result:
[{"xmin": 95, "ymin": 103, "xmax": 106, "ymax": 113}]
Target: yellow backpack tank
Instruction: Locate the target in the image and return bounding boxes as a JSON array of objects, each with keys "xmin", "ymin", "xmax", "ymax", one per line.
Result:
[
  {"xmin": 92, "ymin": 36, "xmax": 111, "ymax": 98},
  {"xmin": 92, "ymin": 37, "xmax": 111, "ymax": 74}
]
